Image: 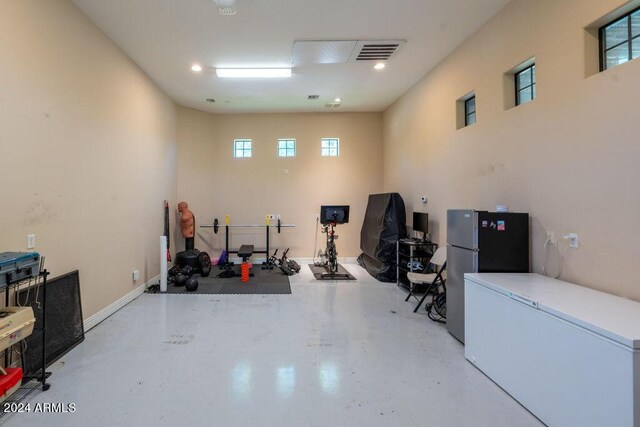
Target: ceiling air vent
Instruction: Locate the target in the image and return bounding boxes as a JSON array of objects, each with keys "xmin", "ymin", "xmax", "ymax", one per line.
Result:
[
  {"xmin": 214, "ymin": 0, "xmax": 237, "ymax": 15},
  {"xmin": 325, "ymin": 103, "xmax": 342, "ymax": 109},
  {"xmin": 308, "ymin": 95, "xmax": 319, "ymax": 100},
  {"xmin": 292, "ymin": 39, "xmax": 405, "ymax": 66},
  {"xmin": 350, "ymin": 40, "xmax": 405, "ymax": 61}
]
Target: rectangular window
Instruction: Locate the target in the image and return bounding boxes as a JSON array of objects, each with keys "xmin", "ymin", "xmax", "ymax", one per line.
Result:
[
  {"xmin": 465, "ymin": 96, "xmax": 476, "ymax": 126},
  {"xmin": 278, "ymin": 139, "xmax": 296, "ymax": 157},
  {"xmin": 321, "ymin": 138, "xmax": 339, "ymax": 157},
  {"xmin": 234, "ymin": 139, "xmax": 252, "ymax": 158},
  {"xmin": 600, "ymin": 7, "xmax": 640, "ymax": 70},
  {"xmin": 515, "ymin": 64, "xmax": 536, "ymax": 106}
]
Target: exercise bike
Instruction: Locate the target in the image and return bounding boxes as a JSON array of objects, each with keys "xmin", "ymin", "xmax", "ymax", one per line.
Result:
[
  {"xmin": 317, "ymin": 206, "xmax": 351, "ymax": 279},
  {"xmin": 321, "ymin": 222, "xmax": 339, "ymax": 274}
]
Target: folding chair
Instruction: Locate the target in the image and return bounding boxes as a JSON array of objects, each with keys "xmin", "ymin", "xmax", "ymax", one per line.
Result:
[{"xmin": 405, "ymin": 247, "xmax": 447, "ymax": 313}]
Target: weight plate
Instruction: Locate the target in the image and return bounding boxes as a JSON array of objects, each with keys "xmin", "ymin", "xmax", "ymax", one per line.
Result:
[{"xmin": 199, "ymin": 252, "xmax": 212, "ymax": 277}]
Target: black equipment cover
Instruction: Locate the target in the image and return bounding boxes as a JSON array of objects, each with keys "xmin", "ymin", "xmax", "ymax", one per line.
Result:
[{"xmin": 357, "ymin": 193, "xmax": 407, "ymax": 281}]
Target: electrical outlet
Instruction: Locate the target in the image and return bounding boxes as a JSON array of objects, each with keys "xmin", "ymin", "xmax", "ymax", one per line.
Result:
[
  {"xmin": 27, "ymin": 234, "xmax": 36, "ymax": 249},
  {"xmin": 546, "ymin": 232, "xmax": 555, "ymax": 244},
  {"xmin": 315, "ymin": 214, "xmax": 320, "ymax": 220},
  {"xmin": 568, "ymin": 233, "xmax": 579, "ymax": 248},
  {"xmin": 276, "ymin": 214, "xmax": 281, "ymax": 220},
  {"xmin": 132, "ymin": 270, "xmax": 140, "ymax": 282},
  {"xmin": 268, "ymin": 214, "xmax": 276, "ymax": 220}
]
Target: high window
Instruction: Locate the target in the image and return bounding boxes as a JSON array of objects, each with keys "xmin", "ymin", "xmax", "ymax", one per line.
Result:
[
  {"xmin": 465, "ymin": 96, "xmax": 476, "ymax": 126},
  {"xmin": 234, "ymin": 139, "xmax": 252, "ymax": 158},
  {"xmin": 321, "ymin": 138, "xmax": 339, "ymax": 157},
  {"xmin": 278, "ymin": 139, "xmax": 296, "ymax": 157},
  {"xmin": 515, "ymin": 64, "xmax": 536, "ymax": 106},
  {"xmin": 600, "ymin": 7, "xmax": 640, "ymax": 70}
]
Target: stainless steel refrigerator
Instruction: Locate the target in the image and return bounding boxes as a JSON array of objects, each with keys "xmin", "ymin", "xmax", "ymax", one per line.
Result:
[{"xmin": 446, "ymin": 209, "xmax": 529, "ymax": 343}]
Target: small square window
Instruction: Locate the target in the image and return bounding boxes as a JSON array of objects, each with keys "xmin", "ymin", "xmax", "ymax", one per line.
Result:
[
  {"xmin": 321, "ymin": 138, "xmax": 339, "ymax": 157},
  {"xmin": 465, "ymin": 96, "xmax": 476, "ymax": 126},
  {"xmin": 600, "ymin": 7, "xmax": 640, "ymax": 71},
  {"xmin": 515, "ymin": 64, "xmax": 536, "ymax": 106},
  {"xmin": 278, "ymin": 139, "xmax": 296, "ymax": 157},
  {"xmin": 234, "ymin": 139, "xmax": 252, "ymax": 158}
]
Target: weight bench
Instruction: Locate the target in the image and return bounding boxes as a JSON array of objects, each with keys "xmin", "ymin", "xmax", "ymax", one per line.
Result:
[
  {"xmin": 238, "ymin": 245, "xmax": 254, "ymax": 262},
  {"xmin": 238, "ymin": 245, "xmax": 254, "ymax": 280},
  {"xmin": 217, "ymin": 245, "xmax": 255, "ymax": 279}
]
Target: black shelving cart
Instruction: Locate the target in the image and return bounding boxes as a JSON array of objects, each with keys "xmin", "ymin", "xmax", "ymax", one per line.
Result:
[{"xmin": 0, "ymin": 266, "xmax": 51, "ymax": 416}]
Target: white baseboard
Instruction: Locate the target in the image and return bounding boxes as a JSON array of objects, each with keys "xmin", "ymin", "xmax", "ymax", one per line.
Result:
[{"xmin": 83, "ymin": 274, "xmax": 159, "ymax": 332}]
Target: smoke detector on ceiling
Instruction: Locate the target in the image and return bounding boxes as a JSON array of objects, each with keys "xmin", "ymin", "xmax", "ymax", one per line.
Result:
[{"xmin": 214, "ymin": 0, "xmax": 237, "ymax": 15}]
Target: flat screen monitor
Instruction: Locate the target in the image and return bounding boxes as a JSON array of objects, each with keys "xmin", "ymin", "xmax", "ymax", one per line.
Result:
[
  {"xmin": 320, "ymin": 205, "xmax": 350, "ymax": 225},
  {"xmin": 413, "ymin": 212, "xmax": 429, "ymax": 235}
]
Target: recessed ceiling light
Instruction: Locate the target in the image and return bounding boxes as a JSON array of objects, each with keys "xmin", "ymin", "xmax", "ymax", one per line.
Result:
[
  {"xmin": 191, "ymin": 64, "xmax": 203, "ymax": 72},
  {"xmin": 215, "ymin": 68, "xmax": 292, "ymax": 78},
  {"xmin": 334, "ymin": 97, "xmax": 342, "ymax": 103},
  {"xmin": 374, "ymin": 62, "xmax": 386, "ymax": 70}
]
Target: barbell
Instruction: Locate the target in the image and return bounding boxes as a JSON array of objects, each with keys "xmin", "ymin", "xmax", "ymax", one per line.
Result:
[{"xmin": 200, "ymin": 218, "xmax": 295, "ymax": 234}]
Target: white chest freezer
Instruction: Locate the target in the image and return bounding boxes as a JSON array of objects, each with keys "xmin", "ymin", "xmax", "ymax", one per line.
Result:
[{"xmin": 464, "ymin": 273, "xmax": 640, "ymax": 427}]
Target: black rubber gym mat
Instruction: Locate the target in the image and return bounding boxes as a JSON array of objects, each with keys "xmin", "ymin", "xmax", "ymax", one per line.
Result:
[
  {"xmin": 308, "ymin": 264, "xmax": 356, "ymax": 281},
  {"xmin": 155, "ymin": 266, "xmax": 291, "ymax": 295}
]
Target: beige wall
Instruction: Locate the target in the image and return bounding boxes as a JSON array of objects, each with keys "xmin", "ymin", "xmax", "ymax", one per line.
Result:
[
  {"xmin": 0, "ymin": 0, "xmax": 177, "ymax": 317},
  {"xmin": 177, "ymin": 107, "xmax": 383, "ymax": 259},
  {"xmin": 383, "ymin": 0, "xmax": 640, "ymax": 300},
  {"xmin": 7, "ymin": 0, "xmax": 636, "ymax": 317}
]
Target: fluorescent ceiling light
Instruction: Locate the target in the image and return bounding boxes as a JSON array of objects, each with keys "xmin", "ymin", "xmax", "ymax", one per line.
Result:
[{"xmin": 216, "ymin": 68, "xmax": 292, "ymax": 78}]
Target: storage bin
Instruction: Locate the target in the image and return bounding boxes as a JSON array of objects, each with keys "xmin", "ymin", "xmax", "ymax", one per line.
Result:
[{"xmin": 0, "ymin": 306, "xmax": 36, "ymax": 353}]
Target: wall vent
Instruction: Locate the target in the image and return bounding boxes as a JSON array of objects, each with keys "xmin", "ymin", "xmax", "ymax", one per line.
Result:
[
  {"xmin": 217, "ymin": 7, "xmax": 236, "ymax": 15},
  {"xmin": 214, "ymin": 0, "xmax": 237, "ymax": 15},
  {"xmin": 292, "ymin": 39, "xmax": 405, "ymax": 66},
  {"xmin": 350, "ymin": 40, "xmax": 405, "ymax": 61}
]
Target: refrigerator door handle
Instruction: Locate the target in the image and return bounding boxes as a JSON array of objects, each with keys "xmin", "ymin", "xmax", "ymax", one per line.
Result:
[
  {"xmin": 473, "ymin": 252, "xmax": 478, "ymax": 273},
  {"xmin": 473, "ymin": 211, "xmax": 479, "ymax": 249}
]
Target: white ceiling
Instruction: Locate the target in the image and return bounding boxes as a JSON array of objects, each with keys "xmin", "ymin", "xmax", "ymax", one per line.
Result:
[{"xmin": 71, "ymin": 0, "xmax": 509, "ymax": 113}]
